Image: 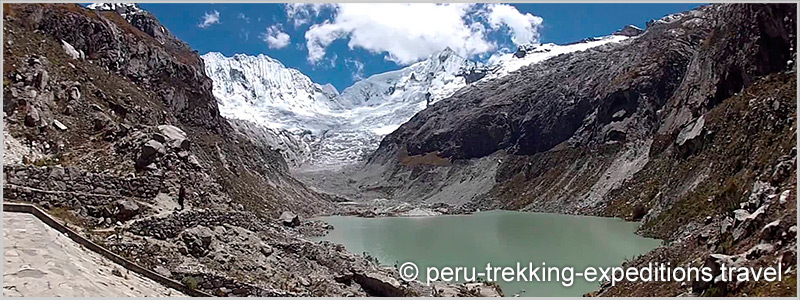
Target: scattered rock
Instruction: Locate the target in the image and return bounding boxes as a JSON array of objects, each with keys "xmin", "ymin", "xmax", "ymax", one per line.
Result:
[
  {"xmin": 745, "ymin": 243, "xmax": 774, "ymax": 260},
  {"xmin": 760, "ymin": 220, "xmax": 781, "ymax": 241},
  {"xmin": 778, "ymin": 190, "xmax": 790, "ymax": 204},
  {"xmin": 112, "ymin": 268, "xmax": 124, "ymax": 278},
  {"xmin": 92, "ymin": 112, "xmax": 113, "ymax": 131},
  {"xmin": 61, "ymin": 40, "xmax": 81, "ymax": 60},
  {"xmin": 771, "ymin": 160, "xmax": 793, "ymax": 184},
  {"xmin": 154, "ymin": 265, "xmax": 172, "ymax": 278},
  {"xmin": 24, "ymin": 106, "xmax": 40, "ymax": 127},
  {"xmin": 36, "ymin": 70, "xmax": 49, "ymax": 90},
  {"xmin": 259, "ymin": 243, "xmax": 273, "ymax": 257},
  {"xmin": 181, "ymin": 225, "xmax": 214, "ymax": 258},
  {"xmin": 68, "ymin": 86, "xmax": 81, "ymax": 101},
  {"xmin": 157, "ymin": 124, "xmax": 190, "ymax": 150},
  {"xmin": 279, "ymin": 211, "xmax": 300, "ymax": 227},
  {"xmin": 52, "ymin": 119, "xmax": 67, "ymax": 131},
  {"xmin": 116, "ymin": 199, "xmax": 140, "ymax": 221}
]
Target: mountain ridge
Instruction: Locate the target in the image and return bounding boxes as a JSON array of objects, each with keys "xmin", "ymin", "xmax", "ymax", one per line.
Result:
[{"xmin": 202, "ymin": 32, "xmax": 632, "ymax": 169}]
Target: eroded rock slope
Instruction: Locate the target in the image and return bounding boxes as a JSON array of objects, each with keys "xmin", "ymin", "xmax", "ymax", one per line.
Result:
[{"xmin": 365, "ymin": 3, "xmax": 797, "ymax": 296}]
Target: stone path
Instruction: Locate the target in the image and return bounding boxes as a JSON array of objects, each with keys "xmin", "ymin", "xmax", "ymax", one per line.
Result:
[{"xmin": 3, "ymin": 212, "xmax": 185, "ymax": 297}]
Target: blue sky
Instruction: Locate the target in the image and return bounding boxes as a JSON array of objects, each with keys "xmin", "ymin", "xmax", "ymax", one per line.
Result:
[{"xmin": 133, "ymin": 3, "xmax": 703, "ymax": 91}]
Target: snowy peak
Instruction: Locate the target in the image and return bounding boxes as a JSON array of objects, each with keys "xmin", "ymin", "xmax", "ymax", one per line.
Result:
[
  {"xmin": 485, "ymin": 34, "xmax": 630, "ymax": 80},
  {"xmin": 201, "ymin": 52, "xmax": 342, "ymax": 132},
  {"xmin": 339, "ymin": 47, "xmax": 477, "ymax": 108},
  {"xmin": 87, "ymin": 3, "xmax": 145, "ymax": 17}
]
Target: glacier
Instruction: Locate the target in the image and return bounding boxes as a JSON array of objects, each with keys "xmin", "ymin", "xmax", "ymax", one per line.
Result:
[{"xmin": 202, "ymin": 35, "xmax": 631, "ymax": 170}]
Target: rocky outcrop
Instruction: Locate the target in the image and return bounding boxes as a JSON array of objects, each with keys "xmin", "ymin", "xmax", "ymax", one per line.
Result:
[
  {"xmin": 8, "ymin": 3, "xmax": 219, "ymax": 129},
  {"xmin": 375, "ymin": 4, "xmax": 793, "ymax": 162},
  {"xmin": 613, "ymin": 25, "xmax": 644, "ymax": 37},
  {"xmin": 359, "ymin": 4, "xmax": 796, "ymax": 296}
]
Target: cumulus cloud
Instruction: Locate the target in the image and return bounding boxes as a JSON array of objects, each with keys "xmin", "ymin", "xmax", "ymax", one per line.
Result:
[
  {"xmin": 198, "ymin": 10, "xmax": 220, "ymax": 28},
  {"xmin": 297, "ymin": 3, "xmax": 543, "ymax": 65},
  {"xmin": 486, "ymin": 4, "xmax": 543, "ymax": 45},
  {"xmin": 285, "ymin": 3, "xmax": 335, "ymax": 27},
  {"xmin": 262, "ymin": 25, "xmax": 291, "ymax": 49}
]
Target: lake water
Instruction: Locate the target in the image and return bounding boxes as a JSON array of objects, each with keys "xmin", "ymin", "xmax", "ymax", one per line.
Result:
[{"xmin": 314, "ymin": 210, "xmax": 661, "ymax": 297}]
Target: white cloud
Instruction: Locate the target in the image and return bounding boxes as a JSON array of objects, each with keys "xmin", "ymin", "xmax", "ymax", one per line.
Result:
[
  {"xmin": 198, "ymin": 10, "xmax": 220, "ymax": 28},
  {"xmin": 486, "ymin": 4, "xmax": 543, "ymax": 45},
  {"xmin": 262, "ymin": 25, "xmax": 291, "ymax": 49},
  {"xmin": 238, "ymin": 13, "xmax": 250, "ymax": 23},
  {"xmin": 285, "ymin": 3, "xmax": 335, "ymax": 27},
  {"xmin": 298, "ymin": 3, "xmax": 543, "ymax": 65},
  {"xmin": 345, "ymin": 58, "xmax": 365, "ymax": 80}
]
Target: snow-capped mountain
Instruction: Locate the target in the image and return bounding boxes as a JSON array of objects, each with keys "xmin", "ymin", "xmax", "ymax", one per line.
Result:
[
  {"xmin": 339, "ymin": 47, "xmax": 476, "ymax": 108},
  {"xmin": 484, "ymin": 35, "xmax": 630, "ymax": 80},
  {"xmin": 86, "ymin": 3, "xmax": 144, "ymax": 17},
  {"xmin": 202, "ymin": 33, "xmax": 632, "ymax": 169},
  {"xmin": 202, "ymin": 52, "xmax": 342, "ymax": 133}
]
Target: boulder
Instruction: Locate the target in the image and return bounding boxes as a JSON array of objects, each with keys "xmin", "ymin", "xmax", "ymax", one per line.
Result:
[
  {"xmin": 24, "ymin": 106, "xmax": 40, "ymax": 127},
  {"xmin": 352, "ymin": 272, "xmax": 406, "ymax": 297},
  {"xmin": 259, "ymin": 242, "xmax": 274, "ymax": 257},
  {"xmin": 136, "ymin": 139, "xmax": 166, "ymax": 170},
  {"xmin": 720, "ymin": 217, "xmax": 733, "ymax": 234},
  {"xmin": 61, "ymin": 40, "xmax": 81, "ymax": 60},
  {"xmin": 141, "ymin": 140, "xmax": 166, "ymax": 158},
  {"xmin": 181, "ymin": 225, "xmax": 214, "ymax": 257},
  {"xmin": 279, "ymin": 211, "xmax": 300, "ymax": 227},
  {"xmin": 732, "ymin": 206, "xmax": 765, "ymax": 241},
  {"xmin": 92, "ymin": 112, "xmax": 113, "ymax": 131},
  {"xmin": 68, "ymin": 85, "xmax": 81, "ymax": 101},
  {"xmin": 36, "ymin": 70, "xmax": 49, "ymax": 90},
  {"xmin": 153, "ymin": 265, "xmax": 172, "ymax": 278},
  {"xmin": 116, "ymin": 199, "xmax": 140, "ymax": 221},
  {"xmin": 760, "ymin": 220, "xmax": 781, "ymax": 241},
  {"xmin": 52, "ymin": 119, "xmax": 68, "ymax": 131},
  {"xmin": 157, "ymin": 124, "xmax": 190, "ymax": 150},
  {"xmin": 779, "ymin": 190, "xmax": 791, "ymax": 205},
  {"xmin": 693, "ymin": 253, "xmax": 740, "ymax": 294},
  {"xmin": 676, "ymin": 116, "xmax": 705, "ymax": 155}
]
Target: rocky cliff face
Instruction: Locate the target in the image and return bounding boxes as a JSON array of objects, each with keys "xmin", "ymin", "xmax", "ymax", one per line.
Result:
[
  {"xmin": 376, "ymin": 4, "xmax": 794, "ymax": 161},
  {"xmin": 365, "ymin": 3, "xmax": 796, "ymax": 296},
  {"xmin": 3, "ymin": 3, "xmax": 489, "ymax": 297}
]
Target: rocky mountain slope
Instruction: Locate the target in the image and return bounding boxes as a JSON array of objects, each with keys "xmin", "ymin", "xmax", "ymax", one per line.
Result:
[
  {"xmin": 2, "ymin": 3, "xmax": 494, "ymax": 296},
  {"xmin": 362, "ymin": 3, "xmax": 797, "ymax": 296},
  {"xmin": 203, "ymin": 35, "xmax": 631, "ymax": 169}
]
